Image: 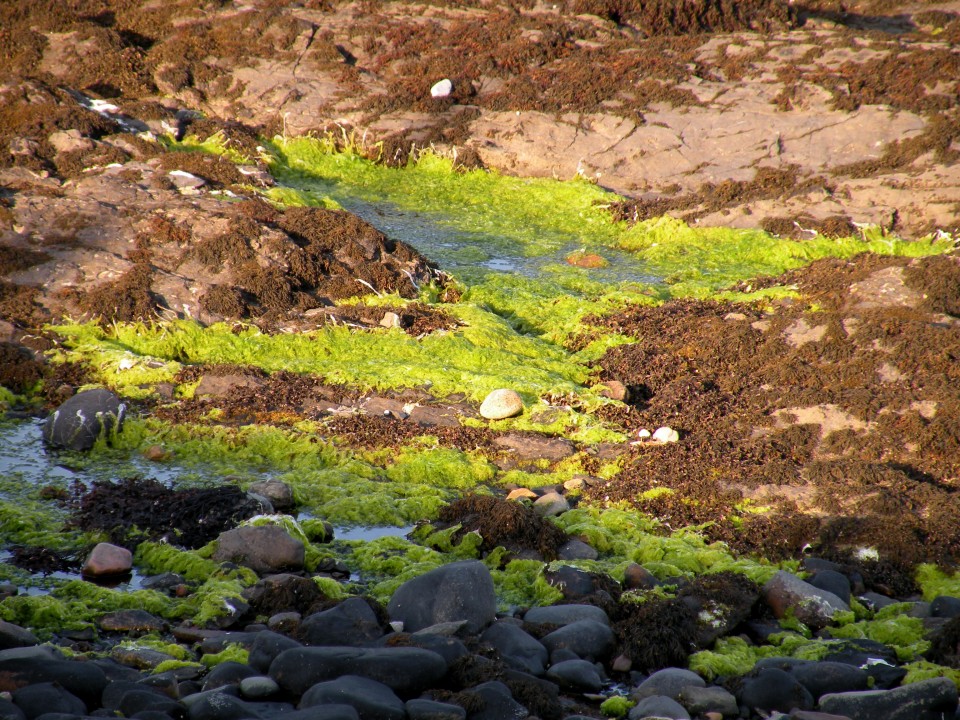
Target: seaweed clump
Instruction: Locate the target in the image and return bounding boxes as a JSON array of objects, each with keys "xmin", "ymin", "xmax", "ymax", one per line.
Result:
[
  {"xmin": 436, "ymin": 494, "xmax": 570, "ymax": 561},
  {"xmin": 68, "ymin": 477, "xmax": 261, "ymax": 549}
]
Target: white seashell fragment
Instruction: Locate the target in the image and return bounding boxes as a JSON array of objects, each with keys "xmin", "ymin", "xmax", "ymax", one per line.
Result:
[{"xmin": 637, "ymin": 428, "xmax": 651, "ymax": 439}]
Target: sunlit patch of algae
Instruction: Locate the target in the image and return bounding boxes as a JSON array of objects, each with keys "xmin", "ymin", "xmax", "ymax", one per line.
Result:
[{"xmin": 2, "ymin": 135, "xmax": 955, "ymax": 668}]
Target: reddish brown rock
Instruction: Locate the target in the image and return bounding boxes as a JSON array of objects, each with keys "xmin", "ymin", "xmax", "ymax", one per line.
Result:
[{"xmin": 81, "ymin": 543, "xmax": 133, "ymax": 578}]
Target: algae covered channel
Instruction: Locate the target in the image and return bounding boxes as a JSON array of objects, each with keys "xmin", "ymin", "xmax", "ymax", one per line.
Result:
[{"xmin": 2, "ymin": 133, "xmax": 960, "ymax": 685}]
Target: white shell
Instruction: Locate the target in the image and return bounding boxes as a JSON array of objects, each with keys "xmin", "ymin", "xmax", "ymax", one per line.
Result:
[{"xmin": 637, "ymin": 428, "xmax": 651, "ymax": 439}]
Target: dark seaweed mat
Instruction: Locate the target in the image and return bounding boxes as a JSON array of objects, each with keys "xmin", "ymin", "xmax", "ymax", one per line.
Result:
[{"xmin": 68, "ymin": 477, "xmax": 261, "ymax": 549}]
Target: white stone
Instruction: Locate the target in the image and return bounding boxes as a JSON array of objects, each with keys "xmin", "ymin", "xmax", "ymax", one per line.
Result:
[
  {"xmin": 479, "ymin": 389, "xmax": 523, "ymax": 420},
  {"xmin": 637, "ymin": 428, "xmax": 651, "ymax": 439},
  {"xmin": 430, "ymin": 78, "xmax": 453, "ymax": 98},
  {"xmin": 652, "ymin": 426, "xmax": 679, "ymax": 443}
]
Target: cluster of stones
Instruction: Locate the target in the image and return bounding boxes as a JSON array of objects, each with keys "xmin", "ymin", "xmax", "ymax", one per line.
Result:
[{"xmin": 4, "ymin": 543, "xmax": 960, "ymax": 720}]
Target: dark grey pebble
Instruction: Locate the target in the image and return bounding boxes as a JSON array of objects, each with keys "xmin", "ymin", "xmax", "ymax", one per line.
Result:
[
  {"xmin": 810, "ymin": 570, "xmax": 852, "ymax": 605},
  {"xmin": 0, "ymin": 657, "xmax": 107, "ymax": 707},
  {"xmin": 544, "ymin": 658, "xmax": 603, "ymax": 692},
  {"xmin": 377, "ymin": 632, "xmax": 468, "ymax": 665},
  {"xmin": 0, "ymin": 699, "xmax": 25, "ymax": 720},
  {"xmin": 540, "ymin": 619, "xmax": 615, "ymax": 662},
  {"xmin": 523, "ymin": 604, "xmax": 610, "ymax": 627},
  {"xmin": 202, "ymin": 661, "xmax": 259, "ymax": 692},
  {"xmin": 676, "ymin": 685, "xmax": 738, "ymax": 717},
  {"xmin": 628, "ymin": 695, "xmax": 690, "ymax": 720},
  {"xmin": 739, "ymin": 667, "xmax": 814, "ymax": 713},
  {"xmin": 0, "ymin": 619, "xmax": 38, "ymax": 650},
  {"xmin": 300, "ymin": 597, "xmax": 384, "ymax": 647},
  {"xmin": 405, "ymin": 698, "xmax": 466, "ymax": 720},
  {"xmin": 279, "ymin": 705, "xmax": 361, "ymax": 720},
  {"xmin": 186, "ymin": 691, "xmax": 264, "ymax": 720},
  {"xmin": 248, "ymin": 630, "xmax": 302, "ymax": 673},
  {"xmin": 481, "ymin": 621, "xmax": 548, "ymax": 676},
  {"xmin": 930, "ymin": 595, "xmax": 960, "ymax": 618},
  {"xmin": 858, "ymin": 592, "xmax": 898, "ymax": 611},
  {"xmin": 387, "ymin": 560, "xmax": 496, "ymax": 634},
  {"xmin": 819, "ymin": 676, "xmax": 958, "ymax": 720},
  {"xmin": 634, "ymin": 667, "xmax": 704, "ymax": 700},
  {"xmin": 117, "ymin": 688, "xmax": 185, "ymax": 718},
  {"xmin": 464, "ymin": 681, "xmax": 527, "ymax": 720},
  {"xmin": 300, "ymin": 675, "xmax": 404, "ymax": 720},
  {"xmin": 12, "ymin": 682, "xmax": 86, "ymax": 719},
  {"xmin": 43, "ymin": 388, "xmax": 125, "ymax": 451},
  {"xmin": 269, "ymin": 646, "xmax": 447, "ymax": 696}
]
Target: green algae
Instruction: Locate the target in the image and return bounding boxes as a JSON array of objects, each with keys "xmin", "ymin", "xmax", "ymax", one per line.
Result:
[
  {"xmin": 916, "ymin": 564, "xmax": 960, "ymax": 602},
  {"xmin": 902, "ymin": 661, "xmax": 960, "ymax": 688},
  {"xmin": 830, "ymin": 613, "xmax": 930, "ymax": 661},
  {"xmin": 119, "ymin": 636, "xmax": 193, "ymax": 661},
  {"xmin": 135, "ymin": 541, "xmax": 220, "ymax": 583},
  {"xmin": 600, "ymin": 696, "xmax": 635, "ymax": 717},
  {"xmin": 491, "ymin": 558, "xmax": 564, "ymax": 609},
  {"xmin": 688, "ymin": 633, "xmax": 836, "ymax": 681},
  {"xmin": 153, "ymin": 659, "xmax": 205, "ymax": 674},
  {"xmin": 0, "ymin": 580, "xmax": 174, "ymax": 636},
  {"xmin": 201, "ymin": 642, "xmax": 249, "ymax": 667}
]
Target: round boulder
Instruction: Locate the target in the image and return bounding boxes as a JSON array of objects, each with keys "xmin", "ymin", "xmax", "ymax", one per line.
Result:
[
  {"xmin": 43, "ymin": 388, "xmax": 125, "ymax": 451},
  {"xmin": 387, "ymin": 560, "xmax": 496, "ymax": 634},
  {"xmin": 213, "ymin": 524, "xmax": 305, "ymax": 575}
]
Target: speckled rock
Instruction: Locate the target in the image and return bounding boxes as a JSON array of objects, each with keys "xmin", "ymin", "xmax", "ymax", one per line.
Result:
[
  {"xmin": 43, "ymin": 388, "xmax": 125, "ymax": 451},
  {"xmin": 479, "ymin": 389, "xmax": 524, "ymax": 420}
]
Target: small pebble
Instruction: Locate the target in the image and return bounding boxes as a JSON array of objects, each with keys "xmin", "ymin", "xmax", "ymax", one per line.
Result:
[
  {"xmin": 637, "ymin": 428, "xmax": 651, "ymax": 439},
  {"xmin": 479, "ymin": 389, "xmax": 524, "ymax": 420},
  {"xmin": 430, "ymin": 78, "xmax": 453, "ymax": 97}
]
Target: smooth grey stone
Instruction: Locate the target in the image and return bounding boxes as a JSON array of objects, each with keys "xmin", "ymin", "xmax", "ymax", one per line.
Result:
[
  {"xmin": 740, "ymin": 667, "xmax": 814, "ymax": 713},
  {"xmin": 0, "ymin": 658, "xmax": 106, "ymax": 707},
  {"xmin": 248, "ymin": 631, "xmax": 303, "ymax": 673},
  {"xmin": 819, "ymin": 677, "xmax": 958, "ymax": 720},
  {"xmin": 301, "ymin": 597, "xmax": 383, "ymax": 646},
  {"xmin": 117, "ymin": 688, "xmax": 185, "ymax": 717},
  {"xmin": 300, "ymin": 675, "xmax": 404, "ymax": 720},
  {"xmin": 634, "ymin": 667, "xmax": 705, "ymax": 700},
  {"xmin": 557, "ymin": 539, "xmax": 598, "ymax": 561},
  {"xmin": 202, "ymin": 661, "xmax": 259, "ymax": 691},
  {"xmin": 239, "ymin": 676, "xmax": 279, "ymax": 699},
  {"xmin": 405, "ymin": 698, "xmax": 466, "ymax": 720},
  {"xmin": 277, "ymin": 706, "xmax": 360, "ymax": 720},
  {"xmin": 43, "ymin": 388, "xmax": 125, "ymax": 451},
  {"xmin": 481, "ymin": 621, "xmax": 548, "ymax": 676},
  {"xmin": 930, "ymin": 595, "xmax": 960, "ymax": 618},
  {"xmin": 545, "ymin": 659, "xmax": 603, "ymax": 692},
  {"xmin": 387, "ymin": 560, "xmax": 496, "ymax": 634},
  {"xmin": 181, "ymin": 686, "xmax": 240, "ymax": 709},
  {"xmin": 540, "ymin": 619, "xmax": 615, "ymax": 662},
  {"xmin": 0, "ymin": 620, "xmax": 38, "ymax": 650},
  {"xmin": 0, "ymin": 645, "xmax": 61, "ymax": 662},
  {"xmin": 858, "ymin": 592, "xmax": 898, "ymax": 611},
  {"xmin": 187, "ymin": 691, "xmax": 262, "ymax": 720},
  {"xmin": 790, "ymin": 661, "xmax": 870, "ymax": 699},
  {"xmin": 269, "ymin": 646, "xmax": 447, "ymax": 696},
  {"xmin": 676, "ymin": 685, "xmax": 738, "ymax": 717},
  {"xmin": 213, "ymin": 525, "xmax": 304, "ymax": 575},
  {"xmin": 12, "ymin": 682, "xmax": 86, "ymax": 719},
  {"xmin": 524, "ymin": 604, "xmax": 610, "ymax": 627},
  {"xmin": 628, "ymin": 695, "xmax": 690, "ymax": 720},
  {"xmin": 763, "ymin": 571, "xmax": 849, "ymax": 630},
  {"xmin": 810, "ymin": 570, "xmax": 851, "ymax": 605},
  {"xmin": 0, "ymin": 699, "xmax": 25, "ymax": 720}
]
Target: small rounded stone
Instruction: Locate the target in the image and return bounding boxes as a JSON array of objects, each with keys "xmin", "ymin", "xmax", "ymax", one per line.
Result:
[{"xmin": 479, "ymin": 389, "xmax": 524, "ymax": 420}]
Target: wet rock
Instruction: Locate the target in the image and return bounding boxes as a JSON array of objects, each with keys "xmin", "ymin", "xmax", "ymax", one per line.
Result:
[
  {"xmin": 248, "ymin": 479, "xmax": 295, "ymax": 511},
  {"xmin": 203, "ymin": 661, "xmax": 260, "ymax": 691},
  {"xmin": 544, "ymin": 565, "xmax": 614, "ymax": 601},
  {"xmin": 623, "ymin": 563, "xmax": 661, "ymax": 590},
  {"xmin": 763, "ymin": 571, "xmax": 849, "ymax": 629},
  {"xmin": 248, "ymin": 630, "xmax": 303, "ymax": 673},
  {"xmin": 557, "ymin": 539, "xmax": 598, "ymax": 561},
  {"xmin": 493, "ymin": 433, "xmax": 575, "ymax": 461},
  {"xmin": 300, "ymin": 597, "xmax": 384, "ymax": 646},
  {"xmin": 112, "ymin": 644, "xmax": 180, "ymax": 671},
  {"xmin": 820, "ymin": 677, "xmax": 958, "ymax": 720},
  {"xmin": 116, "ymin": 687, "xmax": 186, "ymax": 717},
  {"xmin": 405, "ymin": 698, "xmax": 466, "ymax": 720},
  {"xmin": 524, "ymin": 604, "xmax": 610, "ymax": 627},
  {"xmin": 268, "ymin": 611, "xmax": 302, "ymax": 634},
  {"xmin": 628, "ymin": 695, "xmax": 690, "ymax": 720},
  {"xmin": 269, "ymin": 646, "xmax": 448, "ymax": 695},
  {"xmin": 740, "ymin": 667, "xmax": 814, "ymax": 713},
  {"xmin": 43, "ymin": 388, "xmax": 125, "ymax": 451},
  {"xmin": 480, "ymin": 621, "xmax": 548, "ymax": 676},
  {"xmin": 790, "ymin": 661, "xmax": 870, "ymax": 699},
  {"xmin": 479, "ymin": 389, "xmax": 523, "ymax": 420},
  {"xmin": 12, "ymin": 681, "xmax": 86, "ymax": 719},
  {"xmin": 810, "ymin": 570, "xmax": 852, "ymax": 605},
  {"xmin": 677, "ymin": 685, "xmax": 739, "ymax": 717},
  {"xmin": 81, "ymin": 542, "xmax": 133, "ymax": 577},
  {"xmin": 467, "ymin": 680, "xmax": 528, "ymax": 720},
  {"xmin": 634, "ymin": 667, "xmax": 706, "ymax": 700},
  {"xmin": 300, "ymin": 675, "xmax": 405, "ymax": 720},
  {"xmin": 0, "ymin": 620, "xmax": 38, "ymax": 650},
  {"xmin": 213, "ymin": 524, "xmax": 305, "ymax": 575},
  {"xmin": 930, "ymin": 595, "xmax": 960, "ymax": 618},
  {"xmin": 185, "ymin": 691, "xmax": 264, "ymax": 720},
  {"xmin": 533, "ymin": 491, "xmax": 569, "ymax": 517},
  {"xmin": 99, "ymin": 609, "xmax": 167, "ymax": 635},
  {"xmin": 387, "ymin": 560, "xmax": 496, "ymax": 633},
  {"xmin": 541, "ymin": 619, "xmax": 615, "ymax": 662},
  {"xmin": 243, "ymin": 573, "xmax": 327, "ymax": 618},
  {"xmin": 545, "ymin": 658, "xmax": 603, "ymax": 692}
]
